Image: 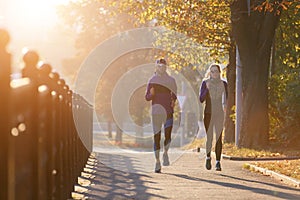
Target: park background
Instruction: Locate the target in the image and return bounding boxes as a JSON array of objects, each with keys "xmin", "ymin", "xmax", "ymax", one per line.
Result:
[{"xmin": 1, "ymin": 0, "xmax": 299, "ymax": 181}]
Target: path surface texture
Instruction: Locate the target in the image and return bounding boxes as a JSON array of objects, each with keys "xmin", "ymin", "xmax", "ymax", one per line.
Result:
[{"xmin": 73, "ymin": 132, "xmax": 300, "ymax": 200}]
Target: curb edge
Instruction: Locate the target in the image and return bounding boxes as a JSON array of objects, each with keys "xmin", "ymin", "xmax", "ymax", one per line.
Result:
[
  {"xmin": 244, "ymin": 163, "xmax": 300, "ymax": 188},
  {"xmin": 222, "ymin": 154, "xmax": 300, "ymax": 161}
]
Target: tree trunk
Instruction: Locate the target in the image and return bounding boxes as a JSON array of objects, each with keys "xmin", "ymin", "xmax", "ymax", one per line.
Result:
[
  {"xmin": 224, "ymin": 38, "xmax": 236, "ymax": 143},
  {"xmin": 230, "ymin": 0, "xmax": 281, "ymax": 148}
]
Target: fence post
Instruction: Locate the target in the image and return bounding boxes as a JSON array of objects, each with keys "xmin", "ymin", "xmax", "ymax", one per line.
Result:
[
  {"xmin": 36, "ymin": 63, "xmax": 53, "ymax": 200},
  {"xmin": 0, "ymin": 28, "xmax": 11, "ymax": 200},
  {"xmin": 46, "ymin": 71, "xmax": 58, "ymax": 199}
]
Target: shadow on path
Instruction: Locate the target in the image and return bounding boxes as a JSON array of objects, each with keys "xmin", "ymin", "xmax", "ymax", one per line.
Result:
[
  {"xmin": 72, "ymin": 153, "xmax": 167, "ymax": 200},
  {"xmin": 164, "ymin": 173, "xmax": 300, "ymax": 200},
  {"xmin": 218, "ymin": 174, "xmax": 300, "ymax": 192}
]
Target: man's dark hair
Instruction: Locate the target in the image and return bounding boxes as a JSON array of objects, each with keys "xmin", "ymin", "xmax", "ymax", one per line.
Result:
[{"xmin": 156, "ymin": 58, "xmax": 167, "ymax": 65}]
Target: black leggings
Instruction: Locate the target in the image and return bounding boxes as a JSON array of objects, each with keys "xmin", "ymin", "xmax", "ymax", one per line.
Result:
[{"xmin": 203, "ymin": 113, "xmax": 223, "ymax": 161}]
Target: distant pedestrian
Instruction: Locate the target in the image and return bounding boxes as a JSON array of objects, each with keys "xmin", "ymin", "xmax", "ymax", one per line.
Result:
[
  {"xmin": 199, "ymin": 63, "xmax": 228, "ymax": 171},
  {"xmin": 145, "ymin": 58, "xmax": 177, "ymax": 173}
]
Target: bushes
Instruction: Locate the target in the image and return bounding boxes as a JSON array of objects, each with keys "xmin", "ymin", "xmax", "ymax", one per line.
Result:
[
  {"xmin": 269, "ymin": 5, "xmax": 300, "ymax": 148},
  {"xmin": 269, "ymin": 70, "xmax": 300, "ymax": 147}
]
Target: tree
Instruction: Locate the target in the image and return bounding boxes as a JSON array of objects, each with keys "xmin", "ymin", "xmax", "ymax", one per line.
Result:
[
  {"xmin": 117, "ymin": 0, "xmax": 299, "ymax": 148},
  {"xmin": 57, "ymin": 0, "xmax": 299, "ymax": 149},
  {"xmin": 113, "ymin": 0, "xmax": 236, "ymax": 142},
  {"xmin": 56, "ymin": 0, "xmax": 137, "ymax": 82},
  {"xmin": 56, "ymin": 0, "xmax": 137, "ymax": 120},
  {"xmin": 230, "ymin": 0, "xmax": 299, "ymax": 148},
  {"xmin": 94, "ymin": 49, "xmax": 156, "ymax": 123},
  {"xmin": 57, "ymin": 0, "xmax": 231, "ymax": 126},
  {"xmin": 58, "ymin": 0, "xmax": 237, "ymax": 143}
]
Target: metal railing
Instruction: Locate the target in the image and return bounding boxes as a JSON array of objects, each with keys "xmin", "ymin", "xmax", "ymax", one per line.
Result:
[{"xmin": 0, "ymin": 29, "xmax": 93, "ymax": 200}]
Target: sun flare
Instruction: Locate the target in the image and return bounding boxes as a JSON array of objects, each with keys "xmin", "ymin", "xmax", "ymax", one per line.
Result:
[
  {"xmin": 0, "ymin": 0, "xmax": 72, "ymax": 71},
  {"xmin": 4, "ymin": 0, "xmax": 68, "ymax": 29}
]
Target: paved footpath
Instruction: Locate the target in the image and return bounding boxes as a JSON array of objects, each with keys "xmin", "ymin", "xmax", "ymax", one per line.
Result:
[{"xmin": 72, "ymin": 145, "xmax": 300, "ymax": 200}]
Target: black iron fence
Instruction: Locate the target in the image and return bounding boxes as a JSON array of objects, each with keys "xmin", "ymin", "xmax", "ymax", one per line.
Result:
[{"xmin": 0, "ymin": 29, "xmax": 93, "ymax": 200}]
